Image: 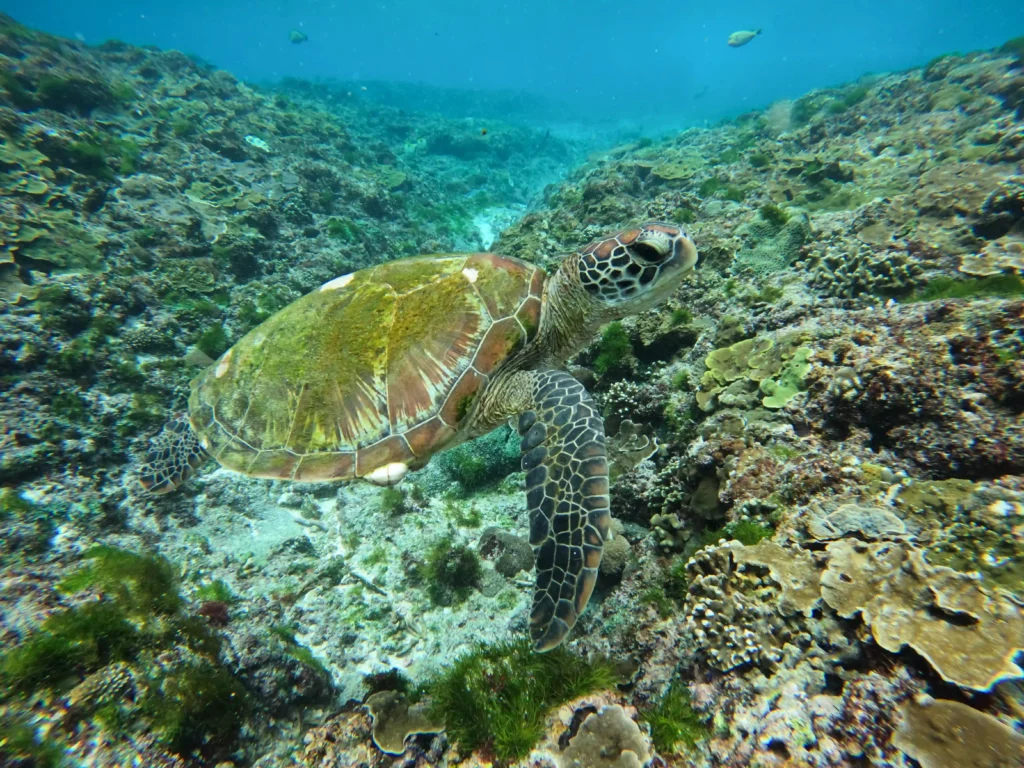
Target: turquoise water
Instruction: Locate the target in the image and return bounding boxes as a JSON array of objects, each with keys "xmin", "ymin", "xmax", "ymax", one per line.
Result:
[{"xmin": 7, "ymin": 0, "xmax": 1024, "ymax": 125}]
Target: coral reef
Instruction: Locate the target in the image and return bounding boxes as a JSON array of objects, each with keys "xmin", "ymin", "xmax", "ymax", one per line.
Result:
[{"xmin": 2, "ymin": 12, "xmax": 1024, "ymax": 768}]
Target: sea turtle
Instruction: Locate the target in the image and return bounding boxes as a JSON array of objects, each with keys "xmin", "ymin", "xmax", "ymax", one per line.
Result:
[{"xmin": 138, "ymin": 222, "xmax": 698, "ymax": 650}]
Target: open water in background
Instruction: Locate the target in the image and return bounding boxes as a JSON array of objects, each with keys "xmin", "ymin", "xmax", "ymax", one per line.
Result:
[{"xmin": 4, "ymin": 0, "xmax": 1024, "ymax": 131}]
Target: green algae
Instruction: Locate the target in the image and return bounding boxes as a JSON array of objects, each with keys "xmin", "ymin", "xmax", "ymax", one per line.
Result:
[
  {"xmin": 58, "ymin": 546, "xmax": 182, "ymax": 616},
  {"xmin": 138, "ymin": 654, "xmax": 250, "ymax": 757},
  {"xmin": 422, "ymin": 538, "xmax": 481, "ymax": 606},
  {"xmin": 0, "ymin": 490, "xmax": 58, "ymax": 560},
  {"xmin": 423, "ymin": 639, "xmax": 617, "ymax": 760},
  {"xmin": 326, "ymin": 216, "xmax": 361, "ymax": 241},
  {"xmin": 593, "ymin": 321, "xmax": 632, "ymax": 376},
  {"xmin": 698, "ymin": 520, "xmax": 775, "ymax": 549},
  {"xmin": 171, "ymin": 116, "xmax": 196, "ymax": 137},
  {"xmin": 436, "ymin": 425, "xmax": 520, "ymax": 492},
  {"xmin": 905, "ymin": 275, "xmax": 1024, "ymax": 303},
  {"xmin": 196, "ymin": 323, "xmax": 230, "ymax": 358},
  {"xmin": 1, "ymin": 601, "xmax": 138, "ymax": 694},
  {"xmin": 759, "ymin": 203, "xmax": 790, "ymax": 227},
  {"xmin": 0, "ymin": 546, "xmax": 250, "ymax": 757},
  {"xmin": 379, "ymin": 487, "xmax": 411, "ymax": 516},
  {"xmin": 791, "ymin": 94, "xmax": 822, "ymax": 125},
  {"xmin": 0, "ymin": 711, "xmax": 67, "ymax": 767},
  {"xmin": 698, "ymin": 177, "xmax": 725, "ymax": 197},
  {"xmin": 642, "ymin": 681, "xmax": 709, "ymax": 754},
  {"xmin": 194, "ymin": 579, "xmax": 236, "ymax": 604},
  {"xmin": 35, "ymin": 74, "xmax": 114, "ymax": 113}
]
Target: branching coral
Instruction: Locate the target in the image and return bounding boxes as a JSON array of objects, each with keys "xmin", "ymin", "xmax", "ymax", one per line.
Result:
[
  {"xmin": 801, "ymin": 242, "xmax": 924, "ymax": 298},
  {"xmin": 682, "ymin": 541, "xmax": 822, "ymax": 672}
]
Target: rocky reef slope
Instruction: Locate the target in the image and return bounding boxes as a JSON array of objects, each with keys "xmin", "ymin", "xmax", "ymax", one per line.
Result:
[{"xmin": 2, "ymin": 13, "xmax": 1024, "ymax": 768}]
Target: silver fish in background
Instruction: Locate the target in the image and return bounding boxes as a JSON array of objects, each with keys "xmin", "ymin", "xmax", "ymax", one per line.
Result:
[
  {"xmin": 728, "ymin": 28, "xmax": 762, "ymax": 47},
  {"xmin": 289, "ymin": 29, "xmax": 308, "ymax": 44}
]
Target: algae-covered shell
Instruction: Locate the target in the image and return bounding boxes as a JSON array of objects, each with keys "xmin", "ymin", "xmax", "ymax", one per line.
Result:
[{"xmin": 189, "ymin": 253, "xmax": 544, "ymax": 482}]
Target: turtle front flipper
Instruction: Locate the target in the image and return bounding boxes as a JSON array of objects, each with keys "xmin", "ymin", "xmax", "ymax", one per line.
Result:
[
  {"xmin": 137, "ymin": 415, "xmax": 207, "ymax": 494},
  {"xmin": 518, "ymin": 369, "xmax": 611, "ymax": 651}
]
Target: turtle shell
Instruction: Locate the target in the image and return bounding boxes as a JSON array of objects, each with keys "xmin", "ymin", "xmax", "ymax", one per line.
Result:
[{"xmin": 189, "ymin": 253, "xmax": 545, "ymax": 482}]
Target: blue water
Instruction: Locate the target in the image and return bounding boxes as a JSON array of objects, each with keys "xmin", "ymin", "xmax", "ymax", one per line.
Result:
[{"xmin": 5, "ymin": 0, "xmax": 1023, "ymax": 128}]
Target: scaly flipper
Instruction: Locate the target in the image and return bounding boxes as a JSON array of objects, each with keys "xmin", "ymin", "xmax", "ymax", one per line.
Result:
[
  {"xmin": 518, "ymin": 369, "xmax": 611, "ymax": 651},
  {"xmin": 137, "ymin": 414, "xmax": 206, "ymax": 494}
]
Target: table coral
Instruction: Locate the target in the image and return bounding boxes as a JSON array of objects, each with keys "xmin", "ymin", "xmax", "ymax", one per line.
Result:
[
  {"xmin": 821, "ymin": 539, "xmax": 1024, "ymax": 691},
  {"xmin": 893, "ymin": 696, "xmax": 1024, "ymax": 768}
]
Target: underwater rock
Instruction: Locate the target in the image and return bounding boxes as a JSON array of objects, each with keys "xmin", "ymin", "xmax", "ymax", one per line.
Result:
[
  {"xmin": 806, "ymin": 502, "xmax": 907, "ymax": 540},
  {"xmin": 893, "ymin": 696, "xmax": 1024, "ymax": 768},
  {"xmin": 364, "ymin": 689, "xmax": 445, "ymax": 755},
  {"xmin": 558, "ymin": 704, "xmax": 652, "ymax": 768}
]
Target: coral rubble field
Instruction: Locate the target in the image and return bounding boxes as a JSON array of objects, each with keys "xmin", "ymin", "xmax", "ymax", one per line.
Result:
[{"xmin": 1, "ymin": 12, "xmax": 1024, "ymax": 768}]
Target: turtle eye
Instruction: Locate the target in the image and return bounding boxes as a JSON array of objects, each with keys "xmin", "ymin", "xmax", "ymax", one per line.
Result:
[{"xmin": 632, "ymin": 240, "xmax": 669, "ymax": 262}]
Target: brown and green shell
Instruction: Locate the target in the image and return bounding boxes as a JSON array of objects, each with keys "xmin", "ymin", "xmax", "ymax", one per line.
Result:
[{"xmin": 189, "ymin": 253, "xmax": 545, "ymax": 481}]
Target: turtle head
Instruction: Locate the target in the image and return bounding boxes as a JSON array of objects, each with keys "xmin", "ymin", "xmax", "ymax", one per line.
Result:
[{"xmin": 573, "ymin": 222, "xmax": 698, "ymax": 318}]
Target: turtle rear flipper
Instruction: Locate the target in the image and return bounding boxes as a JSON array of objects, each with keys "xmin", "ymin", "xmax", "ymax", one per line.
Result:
[
  {"xmin": 137, "ymin": 415, "xmax": 206, "ymax": 494},
  {"xmin": 518, "ymin": 370, "xmax": 611, "ymax": 652}
]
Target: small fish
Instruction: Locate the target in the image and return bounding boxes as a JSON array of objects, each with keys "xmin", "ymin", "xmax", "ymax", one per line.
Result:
[
  {"xmin": 727, "ymin": 29, "xmax": 761, "ymax": 47},
  {"xmin": 289, "ymin": 29, "xmax": 308, "ymax": 44},
  {"xmin": 693, "ymin": 85, "xmax": 709, "ymax": 100},
  {"xmin": 244, "ymin": 134, "xmax": 271, "ymax": 152},
  {"xmin": 480, "ymin": 128, "xmax": 488, "ymax": 136}
]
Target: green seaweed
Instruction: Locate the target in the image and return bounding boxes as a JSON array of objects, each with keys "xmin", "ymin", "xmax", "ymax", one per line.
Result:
[
  {"xmin": 723, "ymin": 186, "xmax": 747, "ymax": 202},
  {"xmin": 195, "ymin": 579, "xmax": 236, "ymax": 604},
  {"xmin": 640, "ymin": 586, "xmax": 675, "ymax": 619},
  {"xmin": 66, "ymin": 140, "xmax": 112, "ymax": 179},
  {"xmin": 325, "ymin": 217, "xmax": 361, "ymax": 241},
  {"xmin": 790, "ymin": 95, "xmax": 821, "ymax": 126},
  {"xmin": 593, "ymin": 321, "xmax": 632, "ymax": 376},
  {"xmin": 0, "ymin": 490, "xmax": 58, "ymax": 557},
  {"xmin": 759, "ymin": 203, "xmax": 790, "ymax": 227},
  {"xmin": 697, "ymin": 177, "xmax": 725, "ymax": 197},
  {"xmin": 112, "ymin": 137, "xmax": 140, "ymax": 174},
  {"xmin": 0, "ymin": 711, "xmax": 68, "ymax": 767},
  {"xmin": 748, "ymin": 152, "xmax": 771, "ymax": 169},
  {"xmin": 379, "ymin": 487, "xmax": 411, "ymax": 516},
  {"xmin": 35, "ymin": 74, "xmax": 113, "ymax": 113},
  {"xmin": 0, "ymin": 70, "xmax": 36, "ymax": 110},
  {"xmin": 58, "ymin": 545, "xmax": 182, "ymax": 616},
  {"xmin": 905, "ymin": 275, "xmax": 1024, "ymax": 303},
  {"xmin": 698, "ymin": 520, "xmax": 774, "ymax": 548},
  {"xmin": 171, "ymin": 116, "xmax": 196, "ymax": 137},
  {"xmin": 714, "ymin": 147, "xmax": 741, "ymax": 165},
  {"xmin": 0, "ymin": 601, "xmax": 138, "ymax": 694},
  {"xmin": 436, "ymin": 425, "xmax": 519, "ymax": 492},
  {"xmin": 997, "ymin": 35, "xmax": 1024, "ymax": 59},
  {"xmin": 422, "ymin": 538, "xmax": 481, "ymax": 606},
  {"xmin": 0, "ymin": 545, "xmax": 250, "ymax": 755},
  {"xmin": 670, "ymin": 308, "xmax": 693, "ymax": 325},
  {"xmin": 196, "ymin": 323, "xmax": 230, "ymax": 358},
  {"xmin": 139, "ymin": 655, "xmax": 249, "ymax": 757},
  {"xmin": 111, "ymin": 81, "xmax": 136, "ymax": 103},
  {"xmin": 642, "ymin": 681, "xmax": 709, "ymax": 753},
  {"xmin": 424, "ymin": 639, "xmax": 617, "ymax": 760}
]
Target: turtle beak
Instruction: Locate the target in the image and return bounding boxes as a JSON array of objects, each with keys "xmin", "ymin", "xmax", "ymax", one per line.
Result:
[{"xmin": 675, "ymin": 233, "xmax": 699, "ymax": 272}]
